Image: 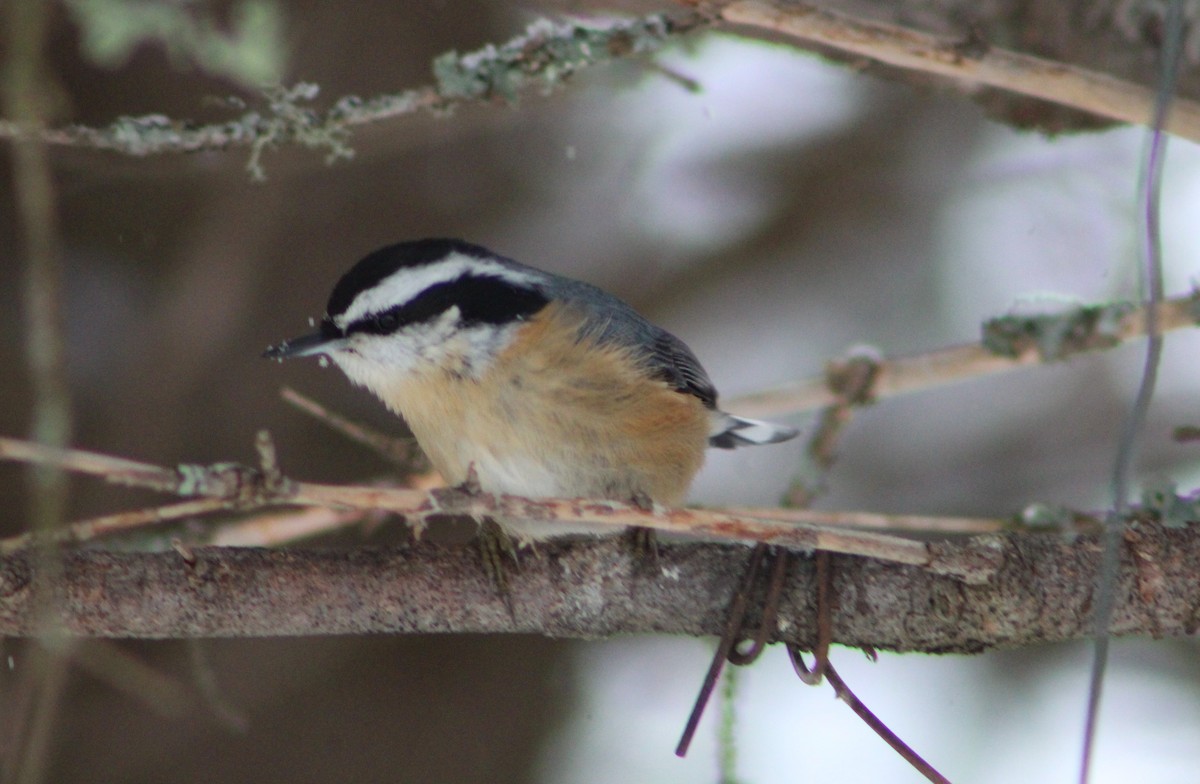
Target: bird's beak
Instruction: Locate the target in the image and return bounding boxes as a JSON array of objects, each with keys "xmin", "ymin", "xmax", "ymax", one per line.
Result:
[{"xmin": 263, "ymin": 331, "xmax": 345, "ymax": 360}]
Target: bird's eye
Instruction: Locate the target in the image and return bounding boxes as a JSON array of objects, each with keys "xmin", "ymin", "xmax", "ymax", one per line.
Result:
[{"xmin": 374, "ymin": 311, "xmax": 400, "ymax": 332}]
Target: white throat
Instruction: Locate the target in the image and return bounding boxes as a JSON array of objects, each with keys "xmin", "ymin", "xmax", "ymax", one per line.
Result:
[{"xmin": 328, "ymin": 312, "xmax": 521, "ymax": 406}]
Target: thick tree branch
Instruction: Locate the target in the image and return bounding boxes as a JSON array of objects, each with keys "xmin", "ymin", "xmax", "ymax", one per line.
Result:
[
  {"xmin": 719, "ymin": 1, "xmax": 1200, "ymax": 142},
  {"xmin": 0, "ymin": 522, "xmax": 1195, "ymax": 648}
]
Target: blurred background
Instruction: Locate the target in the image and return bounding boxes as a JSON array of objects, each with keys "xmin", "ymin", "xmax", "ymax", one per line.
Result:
[{"xmin": 3, "ymin": 1, "xmax": 1200, "ymax": 781}]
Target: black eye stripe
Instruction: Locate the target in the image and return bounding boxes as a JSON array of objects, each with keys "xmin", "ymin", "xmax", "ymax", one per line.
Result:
[{"xmin": 347, "ymin": 274, "xmax": 549, "ymax": 336}]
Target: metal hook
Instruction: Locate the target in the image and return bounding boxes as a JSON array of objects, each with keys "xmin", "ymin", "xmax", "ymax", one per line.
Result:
[{"xmin": 675, "ymin": 543, "xmax": 770, "ymax": 757}]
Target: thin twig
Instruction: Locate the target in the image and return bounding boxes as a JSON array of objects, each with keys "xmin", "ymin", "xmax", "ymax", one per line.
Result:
[
  {"xmin": 295, "ymin": 482, "xmax": 997, "ymax": 581},
  {"xmin": 280, "ymin": 387, "xmax": 423, "ymax": 468},
  {"xmin": 0, "ymin": 494, "xmax": 371, "ymax": 553},
  {"xmin": 64, "ymin": 640, "xmax": 193, "ymax": 719},
  {"xmin": 717, "ymin": 665, "xmax": 741, "ymax": 784},
  {"xmin": 185, "ymin": 641, "xmax": 249, "ymax": 732},
  {"xmin": 0, "ymin": 437, "xmax": 1012, "ymax": 547},
  {"xmin": 785, "ymin": 349, "xmax": 880, "ymax": 505},
  {"xmin": 720, "ymin": 0, "xmax": 1200, "ymax": 143},
  {"xmin": 0, "ymin": 436, "xmax": 1000, "ymax": 581},
  {"xmin": 727, "ymin": 506, "xmax": 1006, "ymax": 535},
  {"xmin": 205, "ymin": 506, "xmax": 371, "ymax": 547},
  {"xmin": 0, "ymin": 437, "xmax": 179, "ymax": 490},
  {"xmin": 0, "ymin": 13, "xmax": 705, "ymax": 163},
  {"xmin": 3, "ymin": 645, "xmax": 72, "ymax": 784},
  {"xmin": 728, "ymin": 293, "xmax": 1199, "ymax": 417},
  {"xmin": 0, "ymin": 499, "xmax": 229, "ymax": 555}
]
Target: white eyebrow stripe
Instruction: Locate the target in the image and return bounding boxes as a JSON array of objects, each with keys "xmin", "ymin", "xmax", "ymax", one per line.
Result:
[{"xmin": 333, "ymin": 251, "xmax": 544, "ymax": 329}]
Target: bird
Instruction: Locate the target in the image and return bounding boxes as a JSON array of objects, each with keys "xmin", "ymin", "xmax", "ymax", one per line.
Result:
[{"xmin": 265, "ymin": 238, "xmax": 798, "ymax": 547}]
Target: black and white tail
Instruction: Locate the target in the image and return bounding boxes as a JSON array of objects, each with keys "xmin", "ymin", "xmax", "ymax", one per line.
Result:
[{"xmin": 708, "ymin": 413, "xmax": 799, "ymax": 450}]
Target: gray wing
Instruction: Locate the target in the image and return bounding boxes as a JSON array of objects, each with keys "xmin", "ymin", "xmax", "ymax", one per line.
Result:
[
  {"xmin": 534, "ymin": 270, "xmax": 720, "ymax": 409},
  {"xmin": 648, "ymin": 330, "xmax": 718, "ymax": 410},
  {"xmin": 520, "ymin": 265, "xmax": 799, "ymax": 450}
]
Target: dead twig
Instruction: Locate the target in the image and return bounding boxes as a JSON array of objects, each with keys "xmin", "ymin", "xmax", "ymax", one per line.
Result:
[
  {"xmin": 0, "ymin": 436, "xmax": 1002, "ymax": 582},
  {"xmin": 0, "ymin": 437, "xmax": 180, "ymax": 491},
  {"xmin": 280, "ymin": 387, "xmax": 424, "ymax": 469}
]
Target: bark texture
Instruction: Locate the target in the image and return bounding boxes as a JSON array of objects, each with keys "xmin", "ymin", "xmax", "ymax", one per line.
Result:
[{"xmin": 0, "ymin": 522, "xmax": 1196, "ymax": 650}]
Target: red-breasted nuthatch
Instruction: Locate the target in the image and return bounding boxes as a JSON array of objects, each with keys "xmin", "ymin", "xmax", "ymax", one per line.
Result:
[{"xmin": 265, "ymin": 239, "xmax": 798, "ymax": 540}]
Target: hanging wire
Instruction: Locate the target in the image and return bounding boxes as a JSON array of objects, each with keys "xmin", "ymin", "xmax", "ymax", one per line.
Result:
[{"xmin": 1078, "ymin": 3, "xmax": 1184, "ymax": 780}]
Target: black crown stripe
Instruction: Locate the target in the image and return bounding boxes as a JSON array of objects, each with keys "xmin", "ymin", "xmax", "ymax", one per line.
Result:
[
  {"xmin": 347, "ymin": 273, "xmax": 549, "ymax": 336},
  {"xmin": 326, "ymin": 238, "xmax": 498, "ymax": 320}
]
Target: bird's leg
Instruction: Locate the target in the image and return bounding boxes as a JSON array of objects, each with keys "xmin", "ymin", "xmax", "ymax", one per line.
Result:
[
  {"xmin": 476, "ymin": 516, "xmax": 520, "ymax": 602},
  {"xmin": 626, "ymin": 490, "xmax": 661, "ymax": 568},
  {"xmin": 437, "ymin": 464, "xmax": 519, "ymax": 606}
]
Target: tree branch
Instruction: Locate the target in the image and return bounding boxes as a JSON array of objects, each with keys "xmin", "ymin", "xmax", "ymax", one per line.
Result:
[
  {"xmin": 0, "ymin": 12, "xmax": 705, "ymax": 173},
  {"xmin": 0, "ymin": 435, "xmax": 1002, "ymax": 580},
  {"xmin": 728, "ymin": 293, "xmax": 1200, "ymax": 418},
  {"xmin": 8, "ymin": 0, "xmax": 1200, "ymax": 170},
  {"xmin": 0, "ymin": 522, "xmax": 1195, "ymax": 648},
  {"xmin": 717, "ymin": 0, "xmax": 1200, "ymax": 140}
]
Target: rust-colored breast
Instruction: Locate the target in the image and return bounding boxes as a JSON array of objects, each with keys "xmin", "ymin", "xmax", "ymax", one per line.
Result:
[{"xmin": 394, "ymin": 303, "xmax": 710, "ymax": 505}]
